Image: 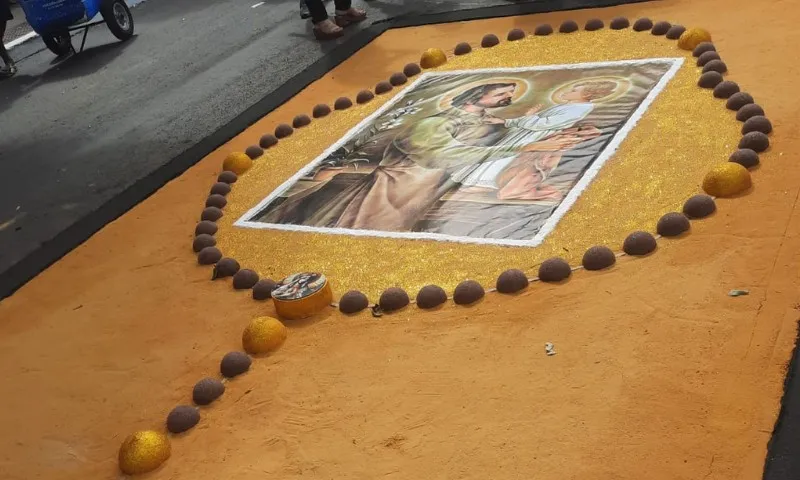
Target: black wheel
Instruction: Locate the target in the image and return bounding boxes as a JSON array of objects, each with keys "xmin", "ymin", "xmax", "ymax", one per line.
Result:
[
  {"xmin": 42, "ymin": 31, "xmax": 73, "ymax": 56},
  {"xmin": 100, "ymin": 0, "xmax": 134, "ymax": 41}
]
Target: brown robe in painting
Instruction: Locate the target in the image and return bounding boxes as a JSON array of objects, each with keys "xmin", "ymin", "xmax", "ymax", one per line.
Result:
[{"xmin": 260, "ymin": 108, "xmax": 527, "ymax": 231}]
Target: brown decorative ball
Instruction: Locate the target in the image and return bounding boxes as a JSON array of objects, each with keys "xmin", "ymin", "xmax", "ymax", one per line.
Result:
[
  {"xmin": 622, "ymin": 231, "xmax": 657, "ymax": 256},
  {"xmin": 334, "ymin": 97, "xmax": 353, "ymax": 110},
  {"xmin": 220, "ymin": 351, "xmax": 252, "ymax": 378},
  {"xmin": 534, "ymin": 24, "xmax": 553, "ymax": 35},
  {"xmin": 735, "ymin": 103, "xmax": 765, "ymax": 122},
  {"xmin": 245, "ymin": 145, "xmax": 264, "ymax": 160},
  {"xmin": 389, "ymin": 72, "xmax": 408, "ymax": 86},
  {"xmin": 651, "ymin": 21, "xmax": 671, "ymax": 35},
  {"xmin": 212, "ymin": 257, "xmax": 240, "ymax": 279},
  {"xmin": 252, "ymin": 278, "xmax": 277, "ymax": 300},
  {"xmin": 259, "ymin": 134, "xmax": 278, "ymax": 149},
  {"xmin": 656, "ymin": 212, "xmax": 690, "ymax": 237},
  {"xmin": 702, "ymin": 59, "xmax": 727, "ymax": 74},
  {"xmin": 403, "ymin": 63, "xmax": 422, "ymax": 77},
  {"xmin": 713, "ymin": 81, "xmax": 739, "ymax": 99},
  {"xmin": 379, "ymin": 287, "xmax": 410, "ymax": 312},
  {"xmin": 738, "ymin": 131, "xmax": 770, "ymax": 152},
  {"xmin": 682, "ymin": 194, "xmax": 716, "ymax": 219},
  {"xmin": 559, "ymin": 20, "xmax": 579, "ymax": 33},
  {"xmin": 205, "ymin": 194, "xmax": 227, "ymax": 209},
  {"xmin": 726, "ymin": 92, "xmax": 754, "ymax": 110},
  {"xmin": 415, "ymin": 285, "xmax": 448, "ymax": 309},
  {"xmin": 698, "ymin": 71, "xmax": 723, "ymax": 89},
  {"xmin": 356, "ymin": 90, "xmax": 375, "ymax": 104},
  {"xmin": 292, "ymin": 115, "xmax": 312, "ymax": 129},
  {"xmin": 210, "ymin": 181, "xmax": 231, "ymax": 196},
  {"xmin": 275, "ymin": 123, "xmax": 294, "ymax": 138},
  {"xmin": 507, "ymin": 28, "xmax": 526, "ymax": 41},
  {"xmin": 454, "ymin": 42, "xmax": 472, "ymax": 55},
  {"xmin": 584, "ymin": 19, "xmax": 604, "ymax": 31},
  {"xmin": 496, "ymin": 269, "xmax": 529, "ymax": 294},
  {"xmin": 665, "ymin": 24, "xmax": 686, "ymax": 39},
  {"xmin": 201, "ymin": 206, "xmax": 223, "ymax": 222},
  {"xmin": 481, "ymin": 33, "xmax": 500, "ymax": 47},
  {"xmin": 582, "ymin": 246, "xmax": 616, "ymax": 271},
  {"xmin": 233, "ymin": 269, "xmax": 260, "ymax": 290},
  {"xmin": 339, "ymin": 290, "xmax": 369, "ymax": 314},
  {"xmin": 197, "ymin": 246, "xmax": 222, "ymax": 265},
  {"xmin": 217, "ymin": 170, "xmax": 238, "ymax": 184},
  {"xmin": 375, "ymin": 81, "xmax": 393, "ymax": 95},
  {"xmin": 742, "ymin": 116, "xmax": 773, "ymax": 135},
  {"xmin": 632, "ymin": 18, "xmax": 653, "ymax": 32},
  {"xmin": 166, "ymin": 405, "xmax": 200, "ymax": 434},
  {"xmin": 312, "ymin": 104, "xmax": 331, "ymax": 118},
  {"xmin": 453, "ymin": 280, "xmax": 485, "ymax": 305},
  {"xmin": 195, "ymin": 220, "xmax": 218, "ymax": 236},
  {"xmin": 610, "ymin": 17, "xmax": 630, "ymax": 29},
  {"xmin": 692, "ymin": 41, "xmax": 716, "ymax": 57},
  {"xmin": 538, "ymin": 257, "xmax": 572, "ymax": 282},
  {"xmin": 192, "ymin": 234, "xmax": 216, "ymax": 253},
  {"xmin": 192, "ymin": 378, "xmax": 225, "ymax": 406},
  {"xmin": 696, "ymin": 50, "xmax": 720, "ymax": 66},
  {"xmin": 729, "ymin": 148, "xmax": 760, "ymax": 169}
]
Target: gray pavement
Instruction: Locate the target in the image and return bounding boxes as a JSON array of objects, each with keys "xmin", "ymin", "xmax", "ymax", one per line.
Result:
[{"xmin": 0, "ymin": 0, "xmax": 533, "ymax": 283}]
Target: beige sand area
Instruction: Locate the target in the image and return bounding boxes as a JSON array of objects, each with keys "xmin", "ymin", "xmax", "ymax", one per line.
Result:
[{"xmin": 1, "ymin": 0, "xmax": 800, "ymax": 478}]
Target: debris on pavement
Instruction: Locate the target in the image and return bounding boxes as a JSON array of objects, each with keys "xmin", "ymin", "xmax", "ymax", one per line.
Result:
[
  {"xmin": 545, "ymin": 342, "xmax": 556, "ymax": 356},
  {"xmin": 728, "ymin": 289, "xmax": 750, "ymax": 297}
]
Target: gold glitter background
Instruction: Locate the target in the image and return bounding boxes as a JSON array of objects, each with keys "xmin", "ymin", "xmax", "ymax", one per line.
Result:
[{"xmin": 216, "ymin": 29, "xmax": 740, "ymax": 300}]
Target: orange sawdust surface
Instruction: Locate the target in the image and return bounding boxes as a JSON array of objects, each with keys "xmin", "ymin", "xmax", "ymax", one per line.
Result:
[{"xmin": 1, "ymin": 0, "xmax": 799, "ymax": 479}]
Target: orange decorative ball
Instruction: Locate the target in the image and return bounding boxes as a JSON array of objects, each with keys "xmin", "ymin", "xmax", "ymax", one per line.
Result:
[
  {"xmin": 678, "ymin": 28, "xmax": 712, "ymax": 51},
  {"xmin": 420, "ymin": 48, "xmax": 447, "ymax": 69},
  {"xmin": 242, "ymin": 316, "xmax": 287, "ymax": 355},
  {"xmin": 702, "ymin": 163, "xmax": 752, "ymax": 197},
  {"xmin": 221, "ymin": 152, "xmax": 253, "ymax": 176},
  {"xmin": 118, "ymin": 430, "xmax": 171, "ymax": 475}
]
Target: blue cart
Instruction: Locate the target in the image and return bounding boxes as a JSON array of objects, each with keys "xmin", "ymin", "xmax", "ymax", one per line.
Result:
[{"xmin": 17, "ymin": 0, "xmax": 134, "ymax": 56}]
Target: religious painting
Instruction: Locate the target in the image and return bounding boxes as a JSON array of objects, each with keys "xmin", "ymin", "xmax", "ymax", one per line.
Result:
[
  {"xmin": 236, "ymin": 58, "xmax": 683, "ymax": 246},
  {"xmin": 272, "ymin": 272, "xmax": 326, "ymax": 301}
]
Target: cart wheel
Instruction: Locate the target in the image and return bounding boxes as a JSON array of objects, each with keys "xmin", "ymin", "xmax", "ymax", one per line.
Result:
[
  {"xmin": 101, "ymin": 0, "xmax": 134, "ymax": 41},
  {"xmin": 42, "ymin": 32, "xmax": 73, "ymax": 57}
]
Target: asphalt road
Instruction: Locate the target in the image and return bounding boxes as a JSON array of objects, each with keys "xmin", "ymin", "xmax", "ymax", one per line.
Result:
[{"xmin": 0, "ymin": 0, "xmax": 540, "ymax": 288}]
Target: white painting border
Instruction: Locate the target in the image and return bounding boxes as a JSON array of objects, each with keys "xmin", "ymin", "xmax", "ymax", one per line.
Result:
[{"xmin": 234, "ymin": 57, "xmax": 685, "ymax": 248}]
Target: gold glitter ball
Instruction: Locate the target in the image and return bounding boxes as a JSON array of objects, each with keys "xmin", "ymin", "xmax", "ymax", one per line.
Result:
[
  {"xmin": 702, "ymin": 163, "xmax": 752, "ymax": 197},
  {"xmin": 420, "ymin": 48, "xmax": 447, "ymax": 69},
  {"xmin": 222, "ymin": 152, "xmax": 253, "ymax": 176},
  {"xmin": 677, "ymin": 28, "xmax": 712, "ymax": 51},
  {"xmin": 242, "ymin": 316, "xmax": 287, "ymax": 355},
  {"xmin": 118, "ymin": 430, "xmax": 171, "ymax": 475}
]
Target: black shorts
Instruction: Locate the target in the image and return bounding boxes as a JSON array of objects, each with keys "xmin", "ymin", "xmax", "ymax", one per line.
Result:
[{"xmin": 1, "ymin": 0, "xmax": 13, "ymax": 22}]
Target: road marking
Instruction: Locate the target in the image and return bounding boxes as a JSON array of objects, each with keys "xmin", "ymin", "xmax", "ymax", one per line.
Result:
[
  {"xmin": 251, "ymin": 2, "xmax": 265, "ymax": 7},
  {"xmin": 4, "ymin": 31, "xmax": 38, "ymax": 50}
]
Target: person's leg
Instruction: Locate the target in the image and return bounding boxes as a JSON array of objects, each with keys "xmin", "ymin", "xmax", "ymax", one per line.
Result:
[
  {"xmin": 333, "ymin": 0, "xmax": 366, "ymax": 27},
  {"xmin": 304, "ymin": 0, "xmax": 329, "ymax": 24},
  {"xmin": 304, "ymin": 0, "xmax": 343, "ymax": 40},
  {"xmin": 0, "ymin": 17, "xmax": 16, "ymax": 74}
]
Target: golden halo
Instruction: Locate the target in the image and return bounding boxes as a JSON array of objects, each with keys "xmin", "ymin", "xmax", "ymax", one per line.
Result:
[
  {"xmin": 438, "ymin": 77, "xmax": 530, "ymax": 110},
  {"xmin": 548, "ymin": 76, "xmax": 631, "ymax": 104}
]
